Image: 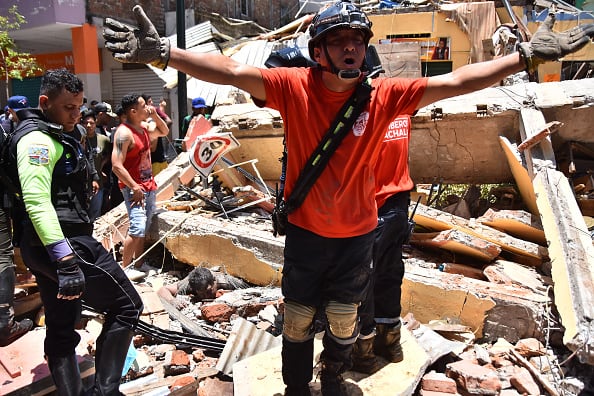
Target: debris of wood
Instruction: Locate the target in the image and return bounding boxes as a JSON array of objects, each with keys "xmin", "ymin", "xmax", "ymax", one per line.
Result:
[
  {"xmin": 482, "ymin": 260, "xmax": 552, "ymax": 293},
  {"xmin": 410, "ymin": 229, "xmax": 501, "ymax": 262},
  {"xmin": 517, "ymin": 121, "xmax": 563, "ymax": 152},
  {"xmin": 437, "ymin": 263, "xmax": 486, "ymax": 280},
  {"xmin": 411, "ymin": 202, "xmax": 547, "ymax": 265},
  {"xmin": 508, "ymin": 349, "xmax": 560, "ymax": 396},
  {"xmin": 477, "ymin": 208, "xmax": 546, "ymax": 246}
]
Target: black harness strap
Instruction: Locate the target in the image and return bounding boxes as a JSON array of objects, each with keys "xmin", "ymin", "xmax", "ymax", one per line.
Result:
[{"xmin": 285, "ymin": 78, "xmax": 373, "ymax": 214}]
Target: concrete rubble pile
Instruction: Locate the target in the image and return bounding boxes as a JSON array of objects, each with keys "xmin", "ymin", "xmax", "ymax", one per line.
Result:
[
  {"xmin": 89, "ymin": 142, "xmax": 594, "ymax": 394},
  {"xmin": 4, "ymin": 85, "xmax": 594, "ymax": 396}
]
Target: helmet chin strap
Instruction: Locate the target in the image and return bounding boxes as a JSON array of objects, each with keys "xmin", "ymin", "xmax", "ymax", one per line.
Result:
[{"xmin": 322, "ymin": 43, "xmax": 362, "ymax": 81}]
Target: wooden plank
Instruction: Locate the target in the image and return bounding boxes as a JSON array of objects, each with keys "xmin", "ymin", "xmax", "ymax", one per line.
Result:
[
  {"xmin": 498, "ymin": 136, "xmax": 539, "ymax": 215},
  {"xmin": 411, "ymin": 203, "xmax": 546, "ymax": 264},
  {"xmin": 477, "ymin": 208, "xmax": 546, "ymax": 246},
  {"xmin": 0, "ymin": 328, "xmax": 95, "ymax": 395},
  {"xmin": 410, "ymin": 229, "xmax": 501, "ymax": 261}
]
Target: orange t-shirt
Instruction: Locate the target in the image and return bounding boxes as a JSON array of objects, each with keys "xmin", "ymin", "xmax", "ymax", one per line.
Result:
[
  {"xmin": 374, "ymin": 114, "xmax": 414, "ymax": 209},
  {"xmin": 259, "ymin": 67, "xmax": 427, "ymax": 238}
]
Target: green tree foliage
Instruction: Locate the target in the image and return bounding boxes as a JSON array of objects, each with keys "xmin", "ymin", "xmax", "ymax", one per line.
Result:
[{"xmin": 0, "ymin": 6, "xmax": 41, "ymax": 97}]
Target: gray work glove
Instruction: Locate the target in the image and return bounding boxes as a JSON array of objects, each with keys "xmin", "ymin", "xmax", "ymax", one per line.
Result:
[
  {"xmin": 102, "ymin": 5, "xmax": 170, "ymax": 70},
  {"xmin": 56, "ymin": 256, "xmax": 86, "ymax": 299},
  {"xmin": 518, "ymin": 13, "xmax": 594, "ymax": 73}
]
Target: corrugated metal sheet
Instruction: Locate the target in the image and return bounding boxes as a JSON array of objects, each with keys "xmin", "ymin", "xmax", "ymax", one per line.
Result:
[
  {"xmin": 149, "ymin": 42, "xmax": 221, "ymax": 87},
  {"xmin": 149, "ymin": 17, "xmax": 314, "ymax": 108},
  {"xmin": 182, "ymin": 38, "xmax": 310, "ymax": 107},
  {"xmin": 169, "ymin": 20, "xmax": 216, "ymax": 49},
  {"xmin": 215, "ymin": 316, "xmax": 282, "ymax": 376},
  {"xmin": 111, "ymin": 68, "xmax": 168, "ymax": 104}
]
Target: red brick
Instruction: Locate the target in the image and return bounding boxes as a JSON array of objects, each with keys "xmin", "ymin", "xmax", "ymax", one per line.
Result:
[
  {"xmin": 192, "ymin": 349, "xmax": 206, "ymax": 362},
  {"xmin": 446, "ymin": 360, "xmax": 501, "ymax": 395},
  {"xmin": 515, "ymin": 338, "xmax": 546, "ymax": 358},
  {"xmin": 420, "ymin": 390, "xmax": 461, "ymax": 396},
  {"xmin": 499, "ymin": 389, "xmax": 522, "ymax": 396},
  {"xmin": 201, "ymin": 302, "xmax": 235, "ymax": 322},
  {"xmin": 163, "ymin": 350, "xmax": 191, "ymax": 376},
  {"xmin": 422, "ymin": 371, "xmax": 458, "ymax": 393},
  {"xmin": 510, "ymin": 366, "xmax": 541, "ymax": 395},
  {"xmin": 198, "ymin": 377, "xmax": 234, "ymax": 396},
  {"xmin": 169, "ymin": 376, "xmax": 196, "ymax": 391}
]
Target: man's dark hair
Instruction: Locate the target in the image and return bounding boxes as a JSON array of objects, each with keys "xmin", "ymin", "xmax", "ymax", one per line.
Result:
[
  {"xmin": 40, "ymin": 68, "xmax": 83, "ymax": 99},
  {"xmin": 121, "ymin": 93, "xmax": 142, "ymax": 114},
  {"xmin": 115, "ymin": 104, "xmax": 124, "ymax": 117},
  {"xmin": 80, "ymin": 109, "xmax": 96, "ymax": 120},
  {"xmin": 187, "ymin": 267, "xmax": 215, "ymax": 297}
]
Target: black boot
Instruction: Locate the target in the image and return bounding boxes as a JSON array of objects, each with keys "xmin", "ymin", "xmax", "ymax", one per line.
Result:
[
  {"xmin": 374, "ymin": 322, "xmax": 403, "ymax": 363},
  {"xmin": 89, "ymin": 325, "xmax": 134, "ymax": 396},
  {"xmin": 351, "ymin": 335, "xmax": 382, "ymax": 374},
  {"xmin": 47, "ymin": 354, "xmax": 85, "ymax": 396},
  {"xmin": 282, "ymin": 337, "xmax": 313, "ymax": 396},
  {"xmin": 320, "ymin": 334, "xmax": 351, "ymax": 396},
  {"xmin": 0, "ymin": 268, "xmax": 33, "ymax": 346}
]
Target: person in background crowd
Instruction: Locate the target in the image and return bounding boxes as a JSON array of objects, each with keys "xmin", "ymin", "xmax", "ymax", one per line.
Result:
[
  {"xmin": 80, "ymin": 109, "xmax": 113, "ymax": 221},
  {"xmin": 103, "ymin": 3, "xmax": 594, "ymax": 394},
  {"xmin": 111, "ymin": 93, "xmax": 168, "ymax": 272},
  {"xmin": 94, "ymin": 101, "xmax": 118, "ymax": 136},
  {"xmin": 142, "ymin": 94, "xmax": 172, "ymax": 176},
  {"xmin": 0, "ymin": 106, "xmax": 9, "ymax": 125},
  {"xmin": 64, "ymin": 108, "xmax": 101, "ymax": 207},
  {"xmin": 181, "ymin": 97, "xmax": 210, "ymax": 139},
  {"xmin": 80, "ymin": 96, "xmax": 89, "ymax": 112},
  {"xmin": 8, "ymin": 68, "xmax": 143, "ymax": 395},
  {"xmin": 431, "ymin": 38, "xmax": 449, "ymax": 60},
  {"xmin": 158, "ymin": 97, "xmax": 169, "ymax": 118},
  {"xmin": 1, "ymin": 96, "xmax": 29, "ymax": 134},
  {"xmin": 0, "ymin": 95, "xmax": 34, "ymax": 347}
]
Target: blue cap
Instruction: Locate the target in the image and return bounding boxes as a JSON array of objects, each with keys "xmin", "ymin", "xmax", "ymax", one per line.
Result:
[
  {"xmin": 192, "ymin": 97, "xmax": 207, "ymax": 108},
  {"xmin": 7, "ymin": 95, "xmax": 29, "ymax": 110}
]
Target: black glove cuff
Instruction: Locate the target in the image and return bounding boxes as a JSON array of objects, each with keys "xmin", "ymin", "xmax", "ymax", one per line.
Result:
[{"xmin": 57, "ymin": 256, "xmax": 80, "ymax": 273}]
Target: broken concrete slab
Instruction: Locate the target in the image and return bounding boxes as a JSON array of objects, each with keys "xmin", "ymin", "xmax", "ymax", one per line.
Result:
[
  {"xmin": 232, "ymin": 327, "xmax": 430, "ymax": 396},
  {"xmin": 401, "ymin": 263, "xmax": 550, "ymax": 343},
  {"xmin": 409, "ymin": 79, "xmax": 594, "ymax": 185},
  {"xmin": 483, "ymin": 260, "xmax": 552, "ymax": 294},
  {"xmin": 153, "ymin": 210, "xmax": 283, "ymax": 286},
  {"xmin": 518, "ymin": 107, "xmax": 594, "ymax": 364}
]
